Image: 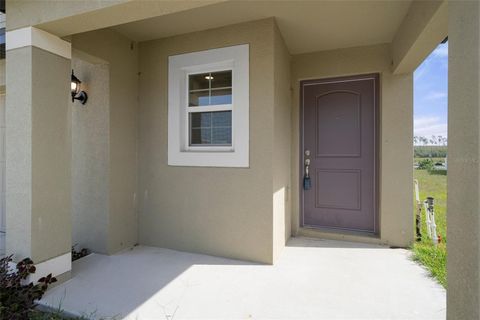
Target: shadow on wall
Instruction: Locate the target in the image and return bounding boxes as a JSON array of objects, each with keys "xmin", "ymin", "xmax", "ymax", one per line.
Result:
[{"xmin": 71, "ymin": 49, "xmax": 110, "ymax": 255}]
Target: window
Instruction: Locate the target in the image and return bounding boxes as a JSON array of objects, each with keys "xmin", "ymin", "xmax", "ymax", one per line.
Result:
[
  {"xmin": 168, "ymin": 44, "xmax": 249, "ymax": 167},
  {"xmin": 188, "ymin": 71, "xmax": 232, "ymax": 146}
]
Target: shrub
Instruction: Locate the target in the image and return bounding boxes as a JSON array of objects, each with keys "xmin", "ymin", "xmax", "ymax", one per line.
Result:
[
  {"xmin": 72, "ymin": 245, "xmax": 90, "ymax": 262},
  {"xmin": 414, "ymin": 146, "xmax": 447, "ymax": 158},
  {"xmin": 417, "ymin": 158, "xmax": 434, "ymax": 170},
  {"xmin": 0, "ymin": 255, "xmax": 57, "ymax": 319},
  {"xmin": 429, "ymin": 168, "xmax": 447, "ymax": 176}
]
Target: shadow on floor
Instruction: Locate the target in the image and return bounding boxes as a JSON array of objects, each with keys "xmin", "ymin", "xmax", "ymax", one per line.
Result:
[
  {"xmin": 286, "ymin": 236, "xmax": 394, "ymax": 249},
  {"xmin": 42, "ymin": 245, "xmax": 259, "ymax": 319},
  {"xmin": 41, "ymin": 238, "xmax": 445, "ymax": 320}
]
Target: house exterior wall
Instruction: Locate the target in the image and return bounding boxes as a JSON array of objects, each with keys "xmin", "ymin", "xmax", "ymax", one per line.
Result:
[
  {"xmin": 31, "ymin": 47, "xmax": 72, "ymax": 262},
  {"xmin": 0, "ymin": 60, "xmax": 5, "ymax": 91},
  {"xmin": 6, "ymin": 0, "xmax": 221, "ymax": 39},
  {"xmin": 447, "ymin": 1, "xmax": 480, "ymax": 318},
  {"xmin": 0, "ymin": 94, "xmax": 4, "ymax": 234},
  {"xmin": 0, "ymin": 47, "xmax": 4, "ymax": 233},
  {"xmin": 71, "ymin": 52, "xmax": 110, "ymax": 254},
  {"xmin": 69, "ymin": 20, "xmax": 412, "ymax": 262},
  {"xmin": 6, "ymin": 45, "xmax": 72, "ymax": 263},
  {"xmin": 71, "ymin": 29, "xmax": 139, "ymax": 254},
  {"xmin": 291, "ymin": 44, "xmax": 413, "ymax": 247},
  {"xmin": 391, "ymin": 0, "xmax": 447, "ymax": 74},
  {"xmin": 273, "ymin": 25, "xmax": 292, "ymax": 261},
  {"xmin": 5, "ymin": 3, "xmax": 416, "ymax": 264},
  {"xmin": 6, "ymin": 0, "xmax": 129, "ymax": 32},
  {"xmin": 138, "ymin": 19, "xmax": 278, "ymax": 264}
]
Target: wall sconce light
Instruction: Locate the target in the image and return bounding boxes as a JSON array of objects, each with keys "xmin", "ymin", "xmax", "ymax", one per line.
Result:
[{"xmin": 71, "ymin": 70, "xmax": 88, "ymax": 105}]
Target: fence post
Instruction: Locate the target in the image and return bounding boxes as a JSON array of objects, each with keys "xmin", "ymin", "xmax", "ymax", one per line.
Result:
[
  {"xmin": 414, "ymin": 180, "xmax": 422, "ymax": 241},
  {"xmin": 426, "ymin": 197, "xmax": 438, "ymax": 245}
]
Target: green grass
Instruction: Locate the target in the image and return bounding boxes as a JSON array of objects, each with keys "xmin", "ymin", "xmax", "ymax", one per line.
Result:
[{"xmin": 413, "ymin": 169, "xmax": 447, "ymax": 287}]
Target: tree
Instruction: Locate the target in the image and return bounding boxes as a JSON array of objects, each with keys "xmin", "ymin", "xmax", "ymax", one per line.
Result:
[{"xmin": 421, "ymin": 136, "xmax": 429, "ymax": 146}]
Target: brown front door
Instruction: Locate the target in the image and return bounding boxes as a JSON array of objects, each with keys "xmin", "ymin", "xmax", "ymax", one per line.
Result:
[{"xmin": 300, "ymin": 74, "xmax": 378, "ymax": 233}]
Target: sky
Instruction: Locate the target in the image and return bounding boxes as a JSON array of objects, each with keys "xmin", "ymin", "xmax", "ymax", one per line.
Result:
[{"xmin": 414, "ymin": 42, "xmax": 448, "ymax": 142}]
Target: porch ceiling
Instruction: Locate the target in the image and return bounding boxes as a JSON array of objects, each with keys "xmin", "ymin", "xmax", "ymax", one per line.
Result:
[{"xmin": 113, "ymin": 0, "xmax": 412, "ymax": 54}]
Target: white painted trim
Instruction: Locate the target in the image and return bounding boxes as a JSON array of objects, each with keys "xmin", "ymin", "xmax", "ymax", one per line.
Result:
[
  {"xmin": 6, "ymin": 27, "xmax": 71, "ymax": 59},
  {"xmin": 168, "ymin": 44, "xmax": 249, "ymax": 167},
  {"xmin": 28, "ymin": 252, "xmax": 72, "ymax": 283}
]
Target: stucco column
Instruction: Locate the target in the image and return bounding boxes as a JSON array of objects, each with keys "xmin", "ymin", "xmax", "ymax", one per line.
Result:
[
  {"xmin": 5, "ymin": 27, "xmax": 72, "ymax": 279},
  {"xmin": 447, "ymin": 1, "xmax": 480, "ymax": 318}
]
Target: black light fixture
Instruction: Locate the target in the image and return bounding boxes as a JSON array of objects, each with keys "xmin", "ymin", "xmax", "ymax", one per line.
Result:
[{"xmin": 71, "ymin": 70, "xmax": 88, "ymax": 105}]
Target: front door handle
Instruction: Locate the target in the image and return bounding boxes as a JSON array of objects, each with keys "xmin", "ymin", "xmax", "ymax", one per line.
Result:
[
  {"xmin": 305, "ymin": 158, "xmax": 310, "ymax": 178},
  {"xmin": 303, "ymin": 150, "xmax": 311, "ymax": 190}
]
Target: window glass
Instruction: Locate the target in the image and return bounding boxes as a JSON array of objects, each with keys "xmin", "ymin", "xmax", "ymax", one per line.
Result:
[
  {"xmin": 211, "ymin": 71, "xmax": 232, "ymax": 88},
  {"xmin": 190, "ymin": 111, "xmax": 232, "ymax": 146},
  {"xmin": 189, "ymin": 73, "xmax": 210, "ymax": 90},
  {"xmin": 188, "ymin": 71, "xmax": 232, "ymax": 107},
  {"xmin": 210, "ymin": 89, "xmax": 232, "ymax": 105},
  {"xmin": 189, "ymin": 91, "xmax": 210, "ymax": 107}
]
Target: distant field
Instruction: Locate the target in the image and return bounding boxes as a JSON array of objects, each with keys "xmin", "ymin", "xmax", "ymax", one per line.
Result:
[
  {"xmin": 414, "ymin": 145, "xmax": 447, "ymax": 158},
  {"xmin": 413, "ymin": 169, "xmax": 447, "ymax": 287}
]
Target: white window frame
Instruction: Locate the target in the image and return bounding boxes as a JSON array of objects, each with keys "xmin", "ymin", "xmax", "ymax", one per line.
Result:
[
  {"xmin": 185, "ymin": 67, "xmax": 233, "ymax": 151},
  {"xmin": 168, "ymin": 44, "xmax": 249, "ymax": 167}
]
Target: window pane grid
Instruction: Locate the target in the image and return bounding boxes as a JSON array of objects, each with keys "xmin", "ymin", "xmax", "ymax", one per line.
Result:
[
  {"xmin": 189, "ymin": 111, "xmax": 232, "ymax": 146},
  {"xmin": 189, "ymin": 87, "xmax": 232, "ymax": 93},
  {"xmin": 188, "ymin": 71, "xmax": 232, "ymax": 107},
  {"xmin": 187, "ymin": 70, "xmax": 233, "ymax": 147}
]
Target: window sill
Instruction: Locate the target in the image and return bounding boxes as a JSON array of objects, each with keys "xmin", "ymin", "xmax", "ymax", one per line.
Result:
[{"xmin": 168, "ymin": 149, "xmax": 248, "ymax": 168}]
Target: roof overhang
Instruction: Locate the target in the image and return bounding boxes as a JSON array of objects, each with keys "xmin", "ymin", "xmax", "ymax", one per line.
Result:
[{"xmin": 113, "ymin": 0, "xmax": 413, "ymax": 55}]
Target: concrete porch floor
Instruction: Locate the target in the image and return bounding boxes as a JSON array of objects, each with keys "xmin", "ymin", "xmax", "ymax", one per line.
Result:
[{"xmin": 41, "ymin": 237, "xmax": 445, "ymax": 320}]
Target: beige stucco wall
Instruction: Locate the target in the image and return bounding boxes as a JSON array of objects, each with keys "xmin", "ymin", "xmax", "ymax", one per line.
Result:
[
  {"xmin": 138, "ymin": 19, "xmax": 278, "ymax": 264},
  {"xmin": 6, "ymin": 0, "xmax": 222, "ymax": 39},
  {"xmin": 31, "ymin": 47, "xmax": 72, "ymax": 263},
  {"xmin": 272, "ymin": 25, "xmax": 292, "ymax": 261},
  {"xmin": 291, "ymin": 44, "xmax": 413, "ymax": 247},
  {"xmin": 0, "ymin": 59, "xmax": 4, "ymax": 233},
  {"xmin": 447, "ymin": 1, "xmax": 480, "ymax": 318},
  {"xmin": 72, "ymin": 29, "xmax": 138, "ymax": 254},
  {"xmin": 0, "ymin": 94, "xmax": 4, "ymax": 233},
  {"xmin": 6, "ymin": 46, "xmax": 72, "ymax": 263},
  {"xmin": 391, "ymin": 0, "xmax": 447, "ymax": 74},
  {"xmin": 6, "ymin": 0, "xmax": 129, "ymax": 31},
  {"xmin": 71, "ymin": 52, "xmax": 110, "ymax": 254},
  {"xmin": 0, "ymin": 60, "xmax": 5, "ymax": 92},
  {"xmin": 5, "ymin": 11, "xmax": 414, "ymax": 263}
]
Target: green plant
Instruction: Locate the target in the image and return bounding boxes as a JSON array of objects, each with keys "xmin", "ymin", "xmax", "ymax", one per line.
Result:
[
  {"xmin": 71, "ymin": 245, "xmax": 90, "ymax": 262},
  {"xmin": 414, "ymin": 146, "xmax": 448, "ymax": 158},
  {"xmin": 417, "ymin": 158, "xmax": 434, "ymax": 170},
  {"xmin": 428, "ymin": 168, "xmax": 447, "ymax": 176},
  {"xmin": 0, "ymin": 255, "xmax": 57, "ymax": 319},
  {"xmin": 412, "ymin": 242, "xmax": 447, "ymax": 287},
  {"xmin": 412, "ymin": 169, "xmax": 447, "ymax": 287},
  {"xmin": 29, "ymin": 310, "xmax": 74, "ymax": 320}
]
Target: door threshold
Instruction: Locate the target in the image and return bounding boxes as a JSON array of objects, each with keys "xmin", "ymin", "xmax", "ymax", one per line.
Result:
[{"xmin": 297, "ymin": 226, "xmax": 383, "ymax": 246}]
